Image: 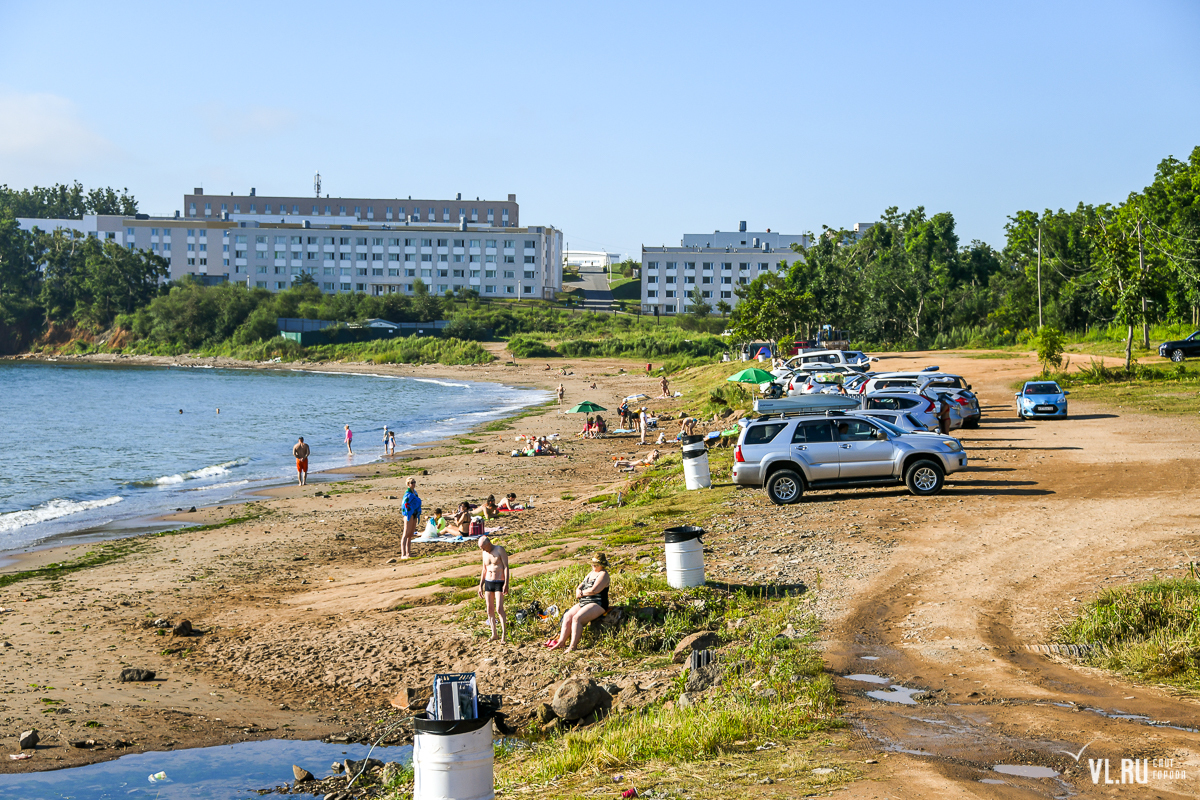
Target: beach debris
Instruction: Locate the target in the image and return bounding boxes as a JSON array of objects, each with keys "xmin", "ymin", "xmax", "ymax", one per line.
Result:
[
  {"xmin": 612, "ymin": 774, "xmax": 624, "ymax": 783},
  {"xmin": 334, "ymin": 533, "xmax": 346, "ymax": 541},
  {"xmin": 18, "ymin": 729, "xmax": 39, "ymax": 749},
  {"xmin": 293, "ymin": 765, "xmax": 315, "ymax": 782},
  {"xmin": 812, "ymin": 768, "xmax": 834, "ymax": 775},
  {"xmin": 149, "ymin": 771, "xmax": 168, "ymax": 782},
  {"xmin": 153, "ymin": 618, "xmax": 172, "ymax": 629},
  {"xmin": 188, "ymin": 507, "xmax": 197, "ymax": 513},
  {"xmin": 171, "ymin": 620, "xmax": 193, "ymax": 637},
  {"xmin": 672, "ymin": 631, "xmax": 719, "ymax": 663},
  {"xmin": 69, "ymin": 739, "xmax": 95, "ymax": 748},
  {"xmin": 118, "ymin": 668, "xmax": 156, "ymax": 682},
  {"xmin": 9, "ymin": 753, "xmax": 32, "ymax": 760},
  {"xmin": 621, "ymin": 789, "xmax": 638, "ymax": 798}
]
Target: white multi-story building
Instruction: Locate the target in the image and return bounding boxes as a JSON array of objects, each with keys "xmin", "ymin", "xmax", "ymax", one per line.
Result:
[
  {"xmin": 18, "ymin": 188, "xmax": 563, "ymax": 300},
  {"xmin": 640, "ymin": 222, "xmax": 809, "ymax": 314}
]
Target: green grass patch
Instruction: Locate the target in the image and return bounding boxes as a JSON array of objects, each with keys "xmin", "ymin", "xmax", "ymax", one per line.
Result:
[
  {"xmin": 165, "ymin": 505, "xmax": 272, "ymax": 535},
  {"xmin": 0, "ymin": 540, "xmax": 145, "ymax": 590},
  {"xmin": 559, "ymin": 492, "xmax": 575, "ymax": 501},
  {"xmin": 1058, "ymin": 575, "xmax": 1200, "ymax": 692}
]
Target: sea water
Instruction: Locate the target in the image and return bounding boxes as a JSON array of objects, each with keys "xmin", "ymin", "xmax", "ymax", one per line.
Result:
[{"xmin": 0, "ymin": 361, "xmax": 544, "ymax": 553}]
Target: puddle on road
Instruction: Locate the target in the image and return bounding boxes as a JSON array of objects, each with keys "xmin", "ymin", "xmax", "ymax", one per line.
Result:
[
  {"xmin": 993, "ymin": 764, "xmax": 1060, "ymax": 778},
  {"xmin": 0, "ymin": 739, "xmax": 412, "ymax": 800},
  {"xmin": 980, "ymin": 778, "xmax": 1007, "ymax": 784},
  {"xmin": 866, "ymin": 686, "xmax": 922, "ymax": 705},
  {"xmin": 844, "ymin": 674, "xmax": 891, "ymax": 684},
  {"xmin": 860, "ymin": 656, "xmax": 880, "ymax": 660}
]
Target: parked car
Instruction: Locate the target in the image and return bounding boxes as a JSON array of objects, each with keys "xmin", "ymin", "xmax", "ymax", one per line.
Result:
[
  {"xmin": 787, "ymin": 350, "xmax": 868, "ymax": 371},
  {"xmin": 732, "ymin": 412, "xmax": 967, "ymax": 503},
  {"xmin": 861, "ymin": 391, "xmax": 945, "ymax": 432},
  {"xmin": 861, "ymin": 372, "xmax": 981, "ymax": 427},
  {"xmin": 1015, "ymin": 381, "xmax": 1069, "ymax": 419},
  {"xmin": 848, "ymin": 408, "xmax": 939, "ymax": 433},
  {"xmin": 1158, "ymin": 331, "xmax": 1200, "ymax": 362}
]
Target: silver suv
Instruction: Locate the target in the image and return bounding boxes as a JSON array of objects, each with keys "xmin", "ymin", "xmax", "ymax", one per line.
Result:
[{"xmin": 732, "ymin": 413, "xmax": 968, "ymax": 504}]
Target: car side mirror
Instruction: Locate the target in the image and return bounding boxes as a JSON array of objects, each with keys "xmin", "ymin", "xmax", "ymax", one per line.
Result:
[
  {"xmin": 872, "ymin": 429, "xmax": 886, "ymax": 440},
  {"xmin": 967, "ymin": 384, "xmax": 972, "ymax": 390},
  {"xmin": 1064, "ymin": 391, "xmax": 1071, "ymax": 395}
]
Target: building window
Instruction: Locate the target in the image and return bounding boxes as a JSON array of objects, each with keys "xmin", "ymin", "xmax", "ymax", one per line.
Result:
[
  {"xmin": 523, "ymin": 285, "xmax": 533, "ymax": 294},
  {"xmin": 721, "ymin": 291, "xmax": 732, "ymax": 298},
  {"xmin": 524, "ymin": 255, "xmax": 535, "ymax": 264},
  {"xmin": 503, "ymin": 270, "xmax": 515, "ymax": 279},
  {"xmin": 647, "ymin": 261, "xmax": 659, "ymax": 269},
  {"xmin": 684, "ymin": 276, "xmax": 695, "ymax": 284},
  {"xmin": 523, "ymin": 271, "xmax": 535, "ymax": 279},
  {"xmin": 647, "ymin": 290, "xmax": 658, "ymax": 298},
  {"xmin": 505, "ymin": 285, "xmax": 514, "ymax": 294},
  {"xmin": 665, "ymin": 276, "xmax": 676, "ymax": 284},
  {"xmin": 485, "ymin": 285, "xmax": 496, "ymax": 293},
  {"xmin": 665, "ymin": 290, "xmax": 676, "ymax": 298}
]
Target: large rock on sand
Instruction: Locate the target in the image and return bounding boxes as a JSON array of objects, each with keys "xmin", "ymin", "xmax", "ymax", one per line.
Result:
[
  {"xmin": 19, "ymin": 729, "xmax": 39, "ymax": 749},
  {"xmin": 550, "ymin": 678, "xmax": 611, "ymax": 721}
]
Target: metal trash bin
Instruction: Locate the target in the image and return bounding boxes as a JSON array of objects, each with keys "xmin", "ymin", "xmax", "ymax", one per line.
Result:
[
  {"xmin": 413, "ymin": 707, "xmax": 497, "ymax": 800},
  {"xmin": 680, "ymin": 436, "xmax": 711, "ymax": 490},
  {"xmin": 664, "ymin": 525, "xmax": 705, "ymax": 589}
]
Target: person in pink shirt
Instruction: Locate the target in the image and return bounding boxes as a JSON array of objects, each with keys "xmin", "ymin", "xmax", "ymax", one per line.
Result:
[{"xmin": 344, "ymin": 424, "xmax": 354, "ymax": 455}]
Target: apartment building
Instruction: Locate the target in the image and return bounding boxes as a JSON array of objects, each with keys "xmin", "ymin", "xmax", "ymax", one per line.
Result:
[
  {"xmin": 640, "ymin": 222, "xmax": 809, "ymax": 314},
  {"xmin": 18, "ymin": 189, "xmax": 564, "ymax": 299}
]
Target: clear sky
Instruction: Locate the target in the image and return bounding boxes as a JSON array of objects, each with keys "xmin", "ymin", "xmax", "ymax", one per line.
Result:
[{"xmin": 1, "ymin": 1, "xmax": 1197, "ymax": 258}]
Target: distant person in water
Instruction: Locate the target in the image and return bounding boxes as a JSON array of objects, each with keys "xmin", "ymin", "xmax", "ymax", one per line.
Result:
[
  {"xmin": 293, "ymin": 437, "xmax": 310, "ymax": 486},
  {"xmin": 382, "ymin": 425, "xmax": 392, "ymax": 455},
  {"xmin": 344, "ymin": 425, "xmax": 354, "ymax": 455},
  {"xmin": 388, "ymin": 429, "xmax": 396, "ymax": 455}
]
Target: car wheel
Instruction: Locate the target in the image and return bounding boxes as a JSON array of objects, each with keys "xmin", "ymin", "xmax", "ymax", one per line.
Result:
[
  {"xmin": 964, "ymin": 417, "xmax": 980, "ymax": 429},
  {"xmin": 1171, "ymin": 349, "xmax": 1185, "ymax": 362},
  {"xmin": 905, "ymin": 460, "xmax": 944, "ymax": 496},
  {"xmin": 765, "ymin": 469, "xmax": 805, "ymax": 505}
]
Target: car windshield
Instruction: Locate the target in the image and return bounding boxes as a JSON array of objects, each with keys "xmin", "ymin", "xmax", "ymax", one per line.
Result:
[
  {"xmin": 1188, "ymin": 332, "xmax": 1200, "ymax": 341},
  {"xmin": 1025, "ymin": 383, "xmax": 1061, "ymax": 395}
]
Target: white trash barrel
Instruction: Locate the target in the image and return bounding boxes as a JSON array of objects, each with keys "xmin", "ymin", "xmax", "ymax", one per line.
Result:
[
  {"xmin": 681, "ymin": 437, "xmax": 711, "ymax": 490},
  {"xmin": 664, "ymin": 526, "xmax": 705, "ymax": 589},
  {"xmin": 413, "ymin": 713, "xmax": 494, "ymax": 800}
]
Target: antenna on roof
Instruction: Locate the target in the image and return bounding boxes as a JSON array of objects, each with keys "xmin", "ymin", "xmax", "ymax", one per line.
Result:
[{"xmin": 314, "ymin": 171, "xmax": 322, "ymax": 198}]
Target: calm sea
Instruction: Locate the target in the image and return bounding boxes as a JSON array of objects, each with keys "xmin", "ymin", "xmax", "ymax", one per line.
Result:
[{"xmin": 0, "ymin": 362, "xmax": 544, "ymax": 553}]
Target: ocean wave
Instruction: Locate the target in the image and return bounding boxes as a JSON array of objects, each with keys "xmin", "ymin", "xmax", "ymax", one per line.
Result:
[
  {"xmin": 131, "ymin": 458, "xmax": 250, "ymax": 487},
  {"xmin": 0, "ymin": 496, "xmax": 123, "ymax": 533},
  {"xmin": 186, "ymin": 479, "xmax": 251, "ymax": 492},
  {"xmin": 410, "ymin": 377, "xmax": 472, "ymax": 389}
]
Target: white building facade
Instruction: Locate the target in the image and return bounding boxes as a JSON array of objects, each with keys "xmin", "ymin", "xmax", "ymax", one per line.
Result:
[
  {"xmin": 640, "ymin": 223, "xmax": 808, "ymax": 314},
  {"xmin": 564, "ymin": 250, "xmax": 622, "ymax": 269},
  {"xmin": 18, "ymin": 189, "xmax": 563, "ymax": 300}
]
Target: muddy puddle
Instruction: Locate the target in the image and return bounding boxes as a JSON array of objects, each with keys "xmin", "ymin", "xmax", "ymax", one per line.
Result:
[{"xmin": 0, "ymin": 739, "xmax": 412, "ymax": 799}]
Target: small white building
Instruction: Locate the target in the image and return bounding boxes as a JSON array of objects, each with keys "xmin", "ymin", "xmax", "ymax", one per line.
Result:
[{"xmin": 564, "ymin": 250, "xmax": 622, "ymax": 269}]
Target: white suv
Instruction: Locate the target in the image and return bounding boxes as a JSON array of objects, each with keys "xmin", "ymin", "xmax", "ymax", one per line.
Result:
[{"xmin": 732, "ymin": 412, "xmax": 967, "ymax": 504}]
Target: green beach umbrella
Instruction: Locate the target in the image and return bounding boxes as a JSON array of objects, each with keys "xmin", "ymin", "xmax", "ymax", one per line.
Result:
[
  {"xmin": 727, "ymin": 367, "xmax": 776, "ymax": 384},
  {"xmin": 567, "ymin": 401, "xmax": 607, "ymax": 413}
]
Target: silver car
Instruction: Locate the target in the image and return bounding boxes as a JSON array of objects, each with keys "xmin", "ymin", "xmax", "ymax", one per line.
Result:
[
  {"xmin": 849, "ymin": 408, "xmax": 939, "ymax": 433},
  {"xmin": 732, "ymin": 412, "xmax": 968, "ymax": 504},
  {"xmin": 860, "ymin": 391, "xmax": 945, "ymax": 432}
]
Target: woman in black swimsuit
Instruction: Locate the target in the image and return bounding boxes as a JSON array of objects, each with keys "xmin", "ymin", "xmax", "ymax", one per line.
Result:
[{"xmin": 548, "ymin": 554, "xmax": 610, "ymax": 652}]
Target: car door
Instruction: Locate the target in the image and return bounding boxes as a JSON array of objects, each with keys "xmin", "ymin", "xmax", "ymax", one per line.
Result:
[
  {"xmin": 835, "ymin": 418, "xmax": 896, "ymax": 478},
  {"xmin": 1186, "ymin": 333, "xmax": 1200, "ymax": 357},
  {"xmin": 791, "ymin": 420, "xmax": 840, "ymax": 480}
]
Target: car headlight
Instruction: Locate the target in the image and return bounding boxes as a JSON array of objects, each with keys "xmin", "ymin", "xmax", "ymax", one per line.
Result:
[{"xmin": 941, "ymin": 439, "xmax": 963, "ymax": 452}]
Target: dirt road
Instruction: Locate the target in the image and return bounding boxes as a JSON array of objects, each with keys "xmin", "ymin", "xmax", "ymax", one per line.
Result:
[{"xmin": 820, "ymin": 351, "xmax": 1200, "ymax": 798}]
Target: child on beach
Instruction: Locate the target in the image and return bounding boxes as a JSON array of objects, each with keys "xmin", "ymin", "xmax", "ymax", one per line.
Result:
[
  {"xmin": 477, "ymin": 536, "xmax": 510, "ymax": 642},
  {"xmin": 383, "ymin": 426, "xmax": 393, "ymax": 456},
  {"xmin": 423, "ymin": 508, "xmax": 449, "ymax": 538}
]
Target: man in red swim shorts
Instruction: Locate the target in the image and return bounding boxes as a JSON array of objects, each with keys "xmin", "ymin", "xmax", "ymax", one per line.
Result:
[{"xmin": 293, "ymin": 436, "xmax": 310, "ymax": 486}]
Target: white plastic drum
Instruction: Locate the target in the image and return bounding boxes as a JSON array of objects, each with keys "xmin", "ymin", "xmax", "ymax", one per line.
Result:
[
  {"xmin": 681, "ymin": 439, "xmax": 711, "ymax": 490},
  {"xmin": 664, "ymin": 526, "xmax": 705, "ymax": 589},
  {"xmin": 413, "ymin": 714, "xmax": 494, "ymax": 800}
]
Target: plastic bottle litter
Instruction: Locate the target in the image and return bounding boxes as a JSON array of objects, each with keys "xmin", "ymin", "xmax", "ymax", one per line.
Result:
[{"xmin": 148, "ymin": 771, "xmax": 168, "ymax": 782}]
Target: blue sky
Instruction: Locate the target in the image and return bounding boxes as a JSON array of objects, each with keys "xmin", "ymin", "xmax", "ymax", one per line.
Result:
[{"xmin": 1, "ymin": 0, "xmax": 1197, "ymax": 258}]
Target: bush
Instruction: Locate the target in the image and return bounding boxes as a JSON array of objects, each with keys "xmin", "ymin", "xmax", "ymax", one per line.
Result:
[{"xmin": 507, "ymin": 335, "xmax": 558, "ymax": 358}]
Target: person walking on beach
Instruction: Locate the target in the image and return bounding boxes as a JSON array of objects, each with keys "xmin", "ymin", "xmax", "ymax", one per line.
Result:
[
  {"xmin": 344, "ymin": 425, "xmax": 354, "ymax": 456},
  {"xmin": 382, "ymin": 425, "xmax": 392, "ymax": 456},
  {"xmin": 400, "ymin": 476, "xmax": 421, "ymax": 560},
  {"xmin": 639, "ymin": 407, "xmax": 649, "ymax": 445},
  {"xmin": 557, "ymin": 383, "xmax": 565, "ymax": 404},
  {"xmin": 293, "ymin": 437, "xmax": 310, "ymax": 486},
  {"xmin": 477, "ymin": 536, "xmax": 510, "ymax": 642},
  {"xmin": 660, "ymin": 375, "xmax": 670, "ymax": 398}
]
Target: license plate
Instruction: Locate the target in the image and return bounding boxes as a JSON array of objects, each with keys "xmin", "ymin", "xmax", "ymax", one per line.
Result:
[{"xmin": 1035, "ymin": 405, "xmax": 1056, "ymax": 413}]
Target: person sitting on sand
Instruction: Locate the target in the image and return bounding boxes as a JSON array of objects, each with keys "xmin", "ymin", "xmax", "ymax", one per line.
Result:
[
  {"xmin": 477, "ymin": 536, "xmax": 510, "ymax": 642},
  {"xmin": 594, "ymin": 416, "xmax": 607, "ymax": 435},
  {"xmin": 423, "ymin": 508, "xmax": 449, "ymax": 538},
  {"xmin": 579, "ymin": 416, "xmax": 594, "ymax": 438},
  {"xmin": 483, "ymin": 495, "xmax": 500, "ymax": 519},
  {"xmin": 613, "ymin": 449, "xmax": 661, "ymax": 469},
  {"xmin": 498, "ymin": 493, "xmax": 522, "ymax": 511},
  {"xmin": 449, "ymin": 501, "xmax": 473, "ymax": 535},
  {"xmin": 547, "ymin": 554, "xmax": 611, "ymax": 653}
]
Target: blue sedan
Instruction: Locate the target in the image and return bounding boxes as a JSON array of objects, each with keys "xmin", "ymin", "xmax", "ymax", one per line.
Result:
[{"xmin": 1015, "ymin": 381, "xmax": 1069, "ymax": 419}]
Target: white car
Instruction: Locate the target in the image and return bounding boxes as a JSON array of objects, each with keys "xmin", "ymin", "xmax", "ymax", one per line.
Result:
[{"xmin": 787, "ymin": 350, "xmax": 871, "ymax": 371}]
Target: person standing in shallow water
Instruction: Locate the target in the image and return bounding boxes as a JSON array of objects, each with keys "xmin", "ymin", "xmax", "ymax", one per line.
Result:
[
  {"xmin": 344, "ymin": 424, "xmax": 354, "ymax": 455},
  {"xmin": 293, "ymin": 436, "xmax": 310, "ymax": 486}
]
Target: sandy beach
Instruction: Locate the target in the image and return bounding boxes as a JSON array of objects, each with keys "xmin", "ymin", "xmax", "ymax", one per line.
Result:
[{"xmin": 3, "ymin": 347, "xmax": 1199, "ymax": 798}]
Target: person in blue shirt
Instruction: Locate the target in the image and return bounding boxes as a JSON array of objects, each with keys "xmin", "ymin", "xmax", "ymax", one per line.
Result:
[{"xmin": 400, "ymin": 476, "xmax": 421, "ymax": 560}]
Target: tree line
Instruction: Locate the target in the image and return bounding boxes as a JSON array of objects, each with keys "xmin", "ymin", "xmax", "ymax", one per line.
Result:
[{"xmin": 729, "ymin": 145, "xmax": 1200, "ymax": 363}]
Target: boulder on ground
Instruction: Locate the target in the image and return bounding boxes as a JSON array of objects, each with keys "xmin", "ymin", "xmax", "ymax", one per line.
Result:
[
  {"xmin": 18, "ymin": 729, "xmax": 38, "ymax": 749},
  {"xmin": 292, "ymin": 765, "xmax": 314, "ymax": 782},
  {"xmin": 672, "ymin": 631, "xmax": 719, "ymax": 663},
  {"xmin": 550, "ymin": 677, "xmax": 612, "ymax": 721},
  {"xmin": 686, "ymin": 662, "xmax": 722, "ymax": 693},
  {"xmin": 343, "ymin": 757, "xmax": 383, "ymax": 778},
  {"xmin": 534, "ymin": 702, "xmax": 556, "ymax": 723},
  {"xmin": 118, "ymin": 668, "xmax": 156, "ymax": 682},
  {"xmin": 172, "ymin": 620, "xmax": 193, "ymax": 637}
]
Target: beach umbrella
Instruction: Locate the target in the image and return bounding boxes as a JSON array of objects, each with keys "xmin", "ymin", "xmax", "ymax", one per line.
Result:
[
  {"xmin": 726, "ymin": 367, "xmax": 776, "ymax": 384},
  {"xmin": 566, "ymin": 401, "xmax": 607, "ymax": 413}
]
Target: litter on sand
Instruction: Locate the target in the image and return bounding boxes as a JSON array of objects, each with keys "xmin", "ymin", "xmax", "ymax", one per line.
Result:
[
  {"xmin": 148, "ymin": 771, "xmax": 168, "ymax": 782},
  {"xmin": 9, "ymin": 753, "xmax": 32, "ymax": 760}
]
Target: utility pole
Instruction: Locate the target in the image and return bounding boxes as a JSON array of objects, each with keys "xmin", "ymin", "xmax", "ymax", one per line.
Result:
[
  {"xmin": 1137, "ymin": 217, "xmax": 1149, "ymax": 349},
  {"xmin": 1037, "ymin": 224, "xmax": 1043, "ymax": 330}
]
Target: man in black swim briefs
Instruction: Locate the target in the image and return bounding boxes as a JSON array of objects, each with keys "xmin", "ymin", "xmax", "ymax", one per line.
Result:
[{"xmin": 477, "ymin": 536, "xmax": 510, "ymax": 642}]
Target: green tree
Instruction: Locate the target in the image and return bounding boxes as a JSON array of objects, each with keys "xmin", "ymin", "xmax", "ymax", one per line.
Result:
[
  {"xmin": 729, "ymin": 272, "xmax": 813, "ymax": 348},
  {"xmin": 1034, "ymin": 326, "xmax": 1065, "ymax": 374},
  {"xmin": 715, "ymin": 299, "xmax": 732, "ymax": 318},
  {"xmin": 688, "ymin": 286, "xmax": 711, "ymax": 318}
]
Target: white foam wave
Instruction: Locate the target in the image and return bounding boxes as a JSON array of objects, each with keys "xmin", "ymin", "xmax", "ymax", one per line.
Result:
[
  {"xmin": 410, "ymin": 377, "xmax": 472, "ymax": 389},
  {"xmin": 0, "ymin": 496, "xmax": 123, "ymax": 533},
  {"xmin": 135, "ymin": 458, "xmax": 250, "ymax": 487},
  {"xmin": 187, "ymin": 479, "xmax": 251, "ymax": 492}
]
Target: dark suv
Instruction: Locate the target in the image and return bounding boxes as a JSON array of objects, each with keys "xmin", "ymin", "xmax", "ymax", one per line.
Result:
[{"xmin": 1159, "ymin": 332, "xmax": 1200, "ymax": 362}]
